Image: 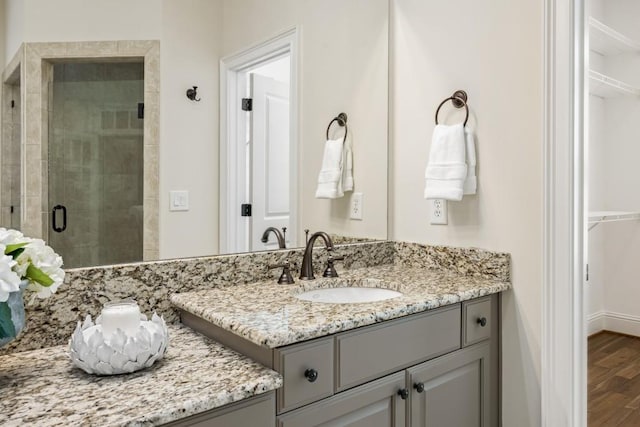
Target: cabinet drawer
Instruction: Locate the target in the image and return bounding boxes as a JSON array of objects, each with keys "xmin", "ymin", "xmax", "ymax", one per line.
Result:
[
  {"xmin": 336, "ymin": 304, "xmax": 461, "ymax": 391},
  {"xmin": 274, "ymin": 337, "xmax": 334, "ymax": 414},
  {"xmin": 462, "ymin": 297, "xmax": 492, "ymax": 347}
]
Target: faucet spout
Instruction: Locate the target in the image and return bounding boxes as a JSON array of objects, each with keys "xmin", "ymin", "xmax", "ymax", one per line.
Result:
[
  {"xmin": 299, "ymin": 231, "xmax": 334, "ymax": 280},
  {"xmin": 261, "ymin": 227, "xmax": 286, "ymax": 249}
]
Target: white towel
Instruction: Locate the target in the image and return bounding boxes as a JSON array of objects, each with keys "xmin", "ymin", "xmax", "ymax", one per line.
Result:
[
  {"xmin": 424, "ymin": 124, "xmax": 467, "ymax": 201},
  {"xmin": 315, "ymin": 138, "xmax": 345, "ymax": 199},
  {"xmin": 342, "ymin": 136, "xmax": 354, "ymax": 192},
  {"xmin": 463, "ymin": 128, "xmax": 477, "ymax": 195}
]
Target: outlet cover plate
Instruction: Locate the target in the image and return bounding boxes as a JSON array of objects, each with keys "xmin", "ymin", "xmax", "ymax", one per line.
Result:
[
  {"xmin": 430, "ymin": 199, "xmax": 448, "ymax": 225},
  {"xmin": 350, "ymin": 192, "xmax": 363, "ymax": 220}
]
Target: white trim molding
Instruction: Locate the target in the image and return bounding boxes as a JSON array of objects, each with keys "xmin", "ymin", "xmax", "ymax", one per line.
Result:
[
  {"xmin": 587, "ymin": 311, "xmax": 606, "ymax": 336},
  {"xmin": 542, "ymin": 0, "xmax": 586, "ymax": 426},
  {"xmin": 589, "ymin": 312, "xmax": 640, "ymax": 337},
  {"xmin": 219, "ymin": 27, "xmax": 299, "ymax": 254}
]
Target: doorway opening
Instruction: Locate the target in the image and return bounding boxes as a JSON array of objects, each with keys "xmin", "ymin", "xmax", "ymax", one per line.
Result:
[{"xmin": 220, "ymin": 28, "xmax": 298, "ymax": 254}]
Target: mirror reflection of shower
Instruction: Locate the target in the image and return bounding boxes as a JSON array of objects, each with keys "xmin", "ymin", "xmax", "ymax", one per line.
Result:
[{"xmin": 48, "ymin": 62, "xmax": 144, "ymax": 268}]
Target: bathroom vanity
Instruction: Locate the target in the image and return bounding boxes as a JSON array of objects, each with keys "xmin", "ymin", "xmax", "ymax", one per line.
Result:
[
  {"xmin": 172, "ymin": 261, "xmax": 506, "ymax": 427},
  {"xmin": 0, "ymin": 241, "xmax": 510, "ymax": 426}
]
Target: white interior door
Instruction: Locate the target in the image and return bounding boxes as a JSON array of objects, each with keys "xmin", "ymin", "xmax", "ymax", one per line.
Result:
[{"xmin": 250, "ymin": 73, "xmax": 291, "ymax": 250}]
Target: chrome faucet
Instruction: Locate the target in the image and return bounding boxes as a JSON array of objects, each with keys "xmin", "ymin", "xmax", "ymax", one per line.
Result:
[
  {"xmin": 299, "ymin": 231, "xmax": 334, "ymax": 280},
  {"xmin": 261, "ymin": 227, "xmax": 286, "ymax": 249}
]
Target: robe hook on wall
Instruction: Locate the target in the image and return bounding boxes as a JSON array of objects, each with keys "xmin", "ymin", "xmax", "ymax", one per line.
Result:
[{"xmin": 186, "ymin": 86, "xmax": 201, "ymax": 102}]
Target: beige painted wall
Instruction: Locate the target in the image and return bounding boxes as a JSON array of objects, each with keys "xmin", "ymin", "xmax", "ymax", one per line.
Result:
[
  {"xmin": 0, "ymin": 0, "xmax": 221, "ymax": 259},
  {"xmin": 0, "ymin": 0, "xmax": 5, "ymax": 71},
  {"xmin": 390, "ymin": 0, "xmax": 543, "ymax": 425},
  {"xmin": 222, "ymin": 0, "xmax": 389, "ymax": 244}
]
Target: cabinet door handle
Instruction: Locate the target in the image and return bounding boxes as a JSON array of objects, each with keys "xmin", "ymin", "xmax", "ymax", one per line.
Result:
[
  {"xmin": 304, "ymin": 368, "xmax": 318, "ymax": 383},
  {"xmin": 413, "ymin": 382, "xmax": 425, "ymax": 393},
  {"xmin": 398, "ymin": 388, "xmax": 409, "ymax": 400},
  {"xmin": 477, "ymin": 317, "xmax": 488, "ymax": 327}
]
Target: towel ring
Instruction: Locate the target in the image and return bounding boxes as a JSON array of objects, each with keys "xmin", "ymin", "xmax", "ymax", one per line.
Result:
[
  {"xmin": 435, "ymin": 90, "xmax": 469, "ymax": 126},
  {"xmin": 326, "ymin": 113, "xmax": 348, "ymax": 143}
]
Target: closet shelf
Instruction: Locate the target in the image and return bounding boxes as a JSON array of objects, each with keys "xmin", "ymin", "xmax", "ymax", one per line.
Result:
[
  {"xmin": 589, "ymin": 70, "xmax": 640, "ymax": 98},
  {"xmin": 589, "ymin": 17, "xmax": 640, "ymax": 56},
  {"xmin": 588, "ymin": 211, "xmax": 640, "ymax": 231}
]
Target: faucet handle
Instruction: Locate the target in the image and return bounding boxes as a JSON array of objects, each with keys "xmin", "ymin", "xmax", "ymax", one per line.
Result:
[
  {"xmin": 269, "ymin": 261, "xmax": 295, "ymax": 284},
  {"xmin": 322, "ymin": 251, "xmax": 344, "ymax": 278}
]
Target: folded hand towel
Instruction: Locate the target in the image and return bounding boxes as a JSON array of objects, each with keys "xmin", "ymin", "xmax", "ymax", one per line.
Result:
[
  {"xmin": 463, "ymin": 128, "xmax": 477, "ymax": 195},
  {"xmin": 424, "ymin": 123, "xmax": 467, "ymax": 201},
  {"xmin": 315, "ymin": 138, "xmax": 345, "ymax": 199},
  {"xmin": 342, "ymin": 137, "xmax": 354, "ymax": 192}
]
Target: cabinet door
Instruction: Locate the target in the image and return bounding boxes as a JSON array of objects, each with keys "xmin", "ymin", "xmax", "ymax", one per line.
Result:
[
  {"xmin": 161, "ymin": 392, "xmax": 275, "ymax": 427},
  {"xmin": 408, "ymin": 342, "xmax": 491, "ymax": 427},
  {"xmin": 277, "ymin": 372, "xmax": 406, "ymax": 427}
]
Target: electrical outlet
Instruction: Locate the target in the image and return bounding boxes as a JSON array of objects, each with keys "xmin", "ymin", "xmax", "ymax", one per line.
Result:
[
  {"xmin": 430, "ymin": 199, "xmax": 448, "ymax": 225},
  {"xmin": 350, "ymin": 192, "xmax": 363, "ymax": 220}
]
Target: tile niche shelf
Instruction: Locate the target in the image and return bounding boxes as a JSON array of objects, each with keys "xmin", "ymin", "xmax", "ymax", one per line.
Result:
[{"xmin": 588, "ymin": 211, "xmax": 640, "ymax": 231}]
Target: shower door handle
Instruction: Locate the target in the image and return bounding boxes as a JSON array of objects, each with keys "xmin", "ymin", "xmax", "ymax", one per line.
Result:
[{"xmin": 52, "ymin": 205, "xmax": 67, "ymax": 233}]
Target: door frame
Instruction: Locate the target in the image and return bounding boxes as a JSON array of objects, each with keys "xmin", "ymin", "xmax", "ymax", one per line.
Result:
[
  {"xmin": 542, "ymin": 0, "xmax": 586, "ymax": 425},
  {"xmin": 219, "ymin": 27, "xmax": 299, "ymax": 254},
  {"xmin": 1, "ymin": 41, "xmax": 160, "ymax": 261}
]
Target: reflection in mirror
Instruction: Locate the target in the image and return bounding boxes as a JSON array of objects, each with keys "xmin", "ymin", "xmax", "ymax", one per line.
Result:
[{"xmin": 0, "ymin": 0, "xmax": 389, "ymax": 268}]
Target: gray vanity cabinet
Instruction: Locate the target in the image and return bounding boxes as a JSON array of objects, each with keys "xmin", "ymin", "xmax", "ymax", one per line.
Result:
[
  {"xmin": 161, "ymin": 392, "xmax": 275, "ymax": 427},
  {"xmin": 276, "ymin": 372, "xmax": 406, "ymax": 427},
  {"xmin": 178, "ymin": 294, "xmax": 499, "ymax": 426},
  {"xmin": 408, "ymin": 342, "xmax": 491, "ymax": 427}
]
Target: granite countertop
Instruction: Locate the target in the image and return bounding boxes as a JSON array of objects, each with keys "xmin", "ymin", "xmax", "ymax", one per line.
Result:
[
  {"xmin": 170, "ymin": 264, "xmax": 511, "ymax": 349},
  {"xmin": 0, "ymin": 325, "xmax": 282, "ymax": 427}
]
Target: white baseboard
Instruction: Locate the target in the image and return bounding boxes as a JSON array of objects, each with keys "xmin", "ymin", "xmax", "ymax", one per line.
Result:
[
  {"xmin": 588, "ymin": 311, "xmax": 640, "ymax": 337},
  {"xmin": 588, "ymin": 311, "xmax": 606, "ymax": 336}
]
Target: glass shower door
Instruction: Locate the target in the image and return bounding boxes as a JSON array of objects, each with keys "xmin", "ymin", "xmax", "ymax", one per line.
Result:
[{"xmin": 48, "ymin": 62, "xmax": 144, "ymax": 268}]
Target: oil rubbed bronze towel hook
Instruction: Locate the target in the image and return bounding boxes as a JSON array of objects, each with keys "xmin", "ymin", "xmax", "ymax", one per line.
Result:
[
  {"xmin": 326, "ymin": 112, "xmax": 348, "ymax": 143},
  {"xmin": 186, "ymin": 86, "xmax": 201, "ymax": 102},
  {"xmin": 435, "ymin": 90, "xmax": 469, "ymax": 126}
]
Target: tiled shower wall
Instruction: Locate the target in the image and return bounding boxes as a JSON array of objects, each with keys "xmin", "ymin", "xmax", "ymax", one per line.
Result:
[
  {"xmin": 1, "ymin": 83, "xmax": 21, "ymax": 229},
  {"xmin": 48, "ymin": 63, "xmax": 144, "ymax": 268}
]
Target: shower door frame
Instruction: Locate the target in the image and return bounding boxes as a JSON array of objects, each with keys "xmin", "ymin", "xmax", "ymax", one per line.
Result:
[{"xmin": 10, "ymin": 41, "xmax": 160, "ymax": 263}]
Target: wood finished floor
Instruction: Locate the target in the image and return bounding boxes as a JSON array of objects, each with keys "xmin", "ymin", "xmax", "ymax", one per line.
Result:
[{"xmin": 589, "ymin": 332, "xmax": 640, "ymax": 426}]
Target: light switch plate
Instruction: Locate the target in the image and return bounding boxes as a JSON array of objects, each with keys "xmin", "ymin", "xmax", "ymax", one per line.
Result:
[{"xmin": 170, "ymin": 191, "xmax": 189, "ymax": 211}]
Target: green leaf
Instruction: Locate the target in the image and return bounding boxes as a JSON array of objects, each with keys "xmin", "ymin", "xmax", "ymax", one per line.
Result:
[
  {"xmin": 5, "ymin": 242, "xmax": 28, "ymax": 258},
  {"xmin": 0, "ymin": 301, "xmax": 16, "ymax": 339},
  {"xmin": 8, "ymin": 247, "xmax": 24, "ymax": 259},
  {"xmin": 26, "ymin": 264, "xmax": 54, "ymax": 287}
]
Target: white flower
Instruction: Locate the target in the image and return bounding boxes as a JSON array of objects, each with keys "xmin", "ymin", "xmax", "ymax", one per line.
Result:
[
  {"xmin": 0, "ymin": 243, "xmax": 22, "ymax": 302},
  {"xmin": 0, "ymin": 227, "xmax": 25, "ymax": 246},
  {"xmin": 17, "ymin": 239, "xmax": 65, "ymax": 299}
]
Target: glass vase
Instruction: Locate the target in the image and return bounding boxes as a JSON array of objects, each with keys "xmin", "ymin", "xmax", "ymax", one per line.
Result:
[{"xmin": 0, "ymin": 281, "xmax": 27, "ymax": 348}]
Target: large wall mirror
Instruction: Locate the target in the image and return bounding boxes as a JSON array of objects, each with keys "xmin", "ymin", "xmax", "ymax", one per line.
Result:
[{"xmin": 0, "ymin": 0, "xmax": 389, "ymax": 268}]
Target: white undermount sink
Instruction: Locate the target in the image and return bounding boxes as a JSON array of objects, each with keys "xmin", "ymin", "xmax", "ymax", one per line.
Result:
[{"xmin": 295, "ymin": 287, "xmax": 402, "ymax": 304}]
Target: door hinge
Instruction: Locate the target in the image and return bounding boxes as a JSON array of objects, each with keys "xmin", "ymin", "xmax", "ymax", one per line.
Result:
[
  {"xmin": 586, "ymin": 263, "xmax": 589, "ymax": 282},
  {"xmin": 241, "ymin": 204, "xmax": 252, "ymax": 217},
  {"xmin": 242, "ymin": 98, "xmax": 253, "ymax": 111},
  {"xmin": 10, "ymin": 100, "xmax": 15, "ymax": 108},
  {"xmin": 137, "ymin": 103, "xmax": 144, "ymax": 119}
]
